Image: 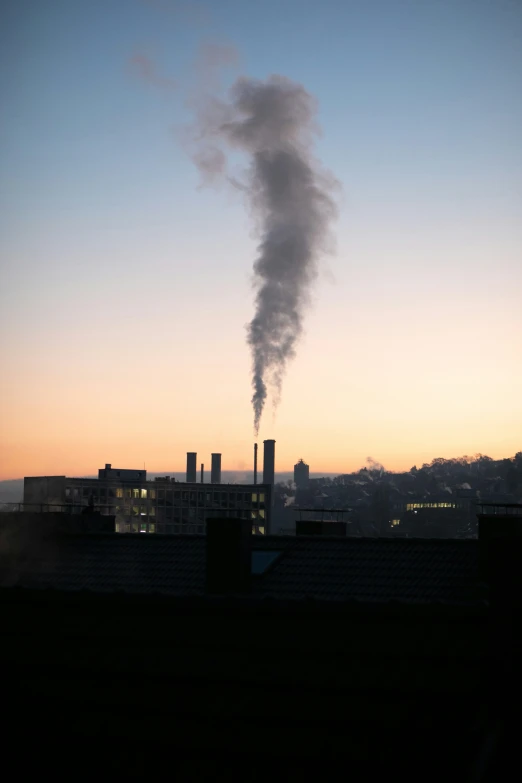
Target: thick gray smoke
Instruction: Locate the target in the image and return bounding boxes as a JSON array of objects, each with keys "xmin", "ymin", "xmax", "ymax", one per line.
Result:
[{"xmin": 190, "ymin": 74, "xmax": 337, "ymax": 434}]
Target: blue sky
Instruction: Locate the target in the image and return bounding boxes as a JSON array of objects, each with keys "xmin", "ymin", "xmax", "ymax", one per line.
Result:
[{"xmin": 1, "ymin": 0, "xmax": 521, "ymax": 478}]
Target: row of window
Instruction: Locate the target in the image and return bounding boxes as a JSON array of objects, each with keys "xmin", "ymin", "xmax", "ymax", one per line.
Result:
[
  {"xmin": 405, "ymin": 502, "xmax": 457, "ymax": 510},
  {"xmin": 114, "ymin": 522, "xmax": 266, "ymax": 535},
  {"xmin": 67, "ymin": 486, "xmax": 265, "ymax": 504},
  {"xmin": 113, "ymin": 507, "xmax": 265, "ymax": 521}
]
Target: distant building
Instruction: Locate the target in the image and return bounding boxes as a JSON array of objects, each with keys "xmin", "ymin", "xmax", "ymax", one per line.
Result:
[
  {"xmin": 294, "ymin": 459, "xmax": 310, "ymax": 489},
  {"xmin": 23, "ymin": 464, "xmax": 271, "ymax": 535}
]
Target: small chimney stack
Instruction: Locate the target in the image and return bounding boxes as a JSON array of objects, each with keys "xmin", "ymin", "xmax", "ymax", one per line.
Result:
[
  {"xmin": 254, "ymin": 443, "xmax": 258, "ymax": 485},
  {"xmin": 201, "ymin": 463, "xmax": 204, "ymax": 483},
  {"xmin": 211, "ymin": 453, "xmax": 222, "ymax": 484},
  {"xmin": 206, "ymin": 517, "xmax": 251, "ymax": 594},
  {"xmin": 186, "ymin": 452, "xmax": 197, "ymax": 483},
  {"xmin": 263, "ymin": 439, "xmax": 276, "ymax": 486}
]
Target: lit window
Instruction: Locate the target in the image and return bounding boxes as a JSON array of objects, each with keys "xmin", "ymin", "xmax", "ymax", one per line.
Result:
[
  {"xmin": 131, "ymin": 522, "xmax": 138, "ymax": 533},
  {"xmin": 149, "ymin": 523, "xmax": 156, "ymax": 534},
  {"xmin": 133, "ymin": 488, "xmax": 140, "ymax": 499},
  {"xmin": 132, "ymin": 506, "xmax": 139, "ymax": 516},
  {"xmin": 141, "ymin": 489, "xmax": 147, "ymax": 499},
  {"xmin": 150, "ymin": 489, "xmax": 156, "ymax": 500},
  {"xmin": 391, "ymin": 519, "xmax": 400, "ymax": 526},
  {"xmin": 116, "ymin": 488, "xmax": 123, "ymax": 498},
  {"xmin": 252, "ymin": 493, "xmax": 258, "ymax": 503},
  {"xmin": 125, "ymin": 488, "xmax": 131, "ymax": 498},
  {"xmin": 149, "ymin": 506, "xmax": 155, "ymax": 516},
  {"xmin": 259, "ymin": 509, "xmax": 265, "ymax": 519},
  {"xmin": 259, "ymin": 493, "xmax": 265, "ymax": 504},
  {"xmin": 139, "ymin": 523, "xmax": 147, "ymax": 533}
]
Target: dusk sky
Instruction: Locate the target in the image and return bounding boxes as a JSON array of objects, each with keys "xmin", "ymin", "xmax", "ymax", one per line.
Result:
[{"xmin": 1, "ymin": 0, "xmax": 521, "ymax": 480}]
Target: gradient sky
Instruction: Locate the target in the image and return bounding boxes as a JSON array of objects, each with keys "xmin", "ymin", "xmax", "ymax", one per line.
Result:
[{"xmin": 1, "ymin": 0, "xmax": 521, "ymax": 480}]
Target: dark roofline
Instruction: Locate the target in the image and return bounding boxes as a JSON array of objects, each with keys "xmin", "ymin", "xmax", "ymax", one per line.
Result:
[{"xmin": 0, "ymin": 584, "xmax": 488, "ymax": 616}]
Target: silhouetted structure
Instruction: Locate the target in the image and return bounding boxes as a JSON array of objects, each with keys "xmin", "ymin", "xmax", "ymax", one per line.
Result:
[
  {"xmin": 23, "ymin": 468, "xmax": 272, "ymax": 534},
  {"xmin": 186, "ymin": 452, "xmax": 197, "ymax": 483},
  {"xmin": 254, "ymin": 442, "xmax": 258, "ymax": 485},
  {"xmin": 3, "ymin": 506, "xmax": 521, "ymax": 778},
  {"xmin": 263, "ymin": 439, "xmax": 276, "ymax": 485},
  {"xmin": 294, "ymin": 458, "xmax": 310, "ymax": 489},
  {"xmin": 211, "ymin": 453, "xmax": 222, "ymax": 484}
]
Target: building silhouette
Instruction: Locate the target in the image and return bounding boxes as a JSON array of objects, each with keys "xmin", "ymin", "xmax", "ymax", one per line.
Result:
[
  {"xmin": 294, "ymin": 458, "xmax": 310, "ymax": 489},
  {"xmin": 23, "ymin": 464, "xmax": 271, "ymax": 535}
]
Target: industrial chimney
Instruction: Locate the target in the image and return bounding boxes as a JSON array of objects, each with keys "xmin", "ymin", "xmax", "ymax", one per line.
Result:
[
  {"xmin": 263, "ymin": 439, "xmax": 276, "ymax": 485},
  {"xmin": 201, "ymin": 463, "xmax": 204, "ymax": 484},
  {"xmin": 254, "ymin": 443, "xmax": 258, "ymax": 485},
  {"xmin": 211, "ymin": 453, "xmax": 222, "ymax": 484},
  {"xmin": 186, "ymin": 452, "xmax": 197, "ymax": 483}
]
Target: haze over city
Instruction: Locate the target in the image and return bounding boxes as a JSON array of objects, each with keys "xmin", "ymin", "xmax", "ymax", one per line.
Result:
[{"xmin": 1, "ymin": 0, "xmax": 521, "ymax": 480}]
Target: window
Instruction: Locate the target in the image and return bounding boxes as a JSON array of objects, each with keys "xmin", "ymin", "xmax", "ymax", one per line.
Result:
[
  {"xmin": 125, "ymin": 488, "xmax": 131, "ymax": 498},
  {"xmin": 140, "ymin": 488, "xmax": 147, "ymax": 499},
  {"xmin": 158, "ymin": 489, "xmax": 165, "ymax": 501},
  {"xmin": 73, "ymin": 488, "xmax": 80, "ymax": 498},
  {"xmin": 149, "ymin": 506, "xmax": 156, "ymax": 516},
  {"xmin": 131, "ymin": 522, "xmax": 138, "ymax": 533},
  {"xmin": 252, "ymin": 493, "xmax": 258, "ymax": 503},
  {"xmin": 116, "ymin": 487, "xmax": 123, "ymax": 498},
  {"xmin": 65, "ymin": 488, "xmax": 71, "ymax": 498},
  {"xmin": 149, "ymin": 523, "xmax": 155, "ymax": 534},
  {"xmin": 133, "ymin": 488, "xmax": 140, "ymax": 499},
  {"xmin": 83, "ymin": 487, "xmax": 90, "ymax": 497},
  {"xmin": 99, "ymin": 487, "xmax": 106, "ymax": 498},
  {"xmin": 391, "ymin": 519, "xmax": 400, "ymax": 526},
  {"xmin": 150, "ymin": 489, "xmax": 156, "ymax": 500},
  {"xmin": 132, "ymin": 506, "xmax": 139, "ymax": 516},
  {"xmin": 259, "ymin": 493, "xmax": 265, "ymax": 504},
  {"xmin": 108, "ymin": 488, "xmax": 115, "ymax": 498},
  {"xmin": 139, "ymin": 523, "xmax": 147, "ymax": 533}
]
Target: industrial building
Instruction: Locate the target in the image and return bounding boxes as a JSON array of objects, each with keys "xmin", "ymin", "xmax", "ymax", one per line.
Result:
[
  {"xmin": 24, "ymin": 464, "xmax": 271, "ymax": 535},
  {"xmin": 23, "ymin": 442, "xmax": 277, "ymax": 535}
]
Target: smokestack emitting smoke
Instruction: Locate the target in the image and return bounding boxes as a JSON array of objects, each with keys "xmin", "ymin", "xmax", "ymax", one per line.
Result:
[{"xmin": 190, "ymin": 74, "xmax": 337, "ymax": 433}]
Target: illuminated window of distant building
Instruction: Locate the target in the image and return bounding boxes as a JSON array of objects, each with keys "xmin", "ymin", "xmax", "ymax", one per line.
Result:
[
  {"xmin": 149, "ymin": 506, "xmax": 155, "ymax": 516},
  {"xmin": 131, "ymin": 522, "xmax": 139, "ymax": 533},
  {"xmin": 391, "ymin": 519, "xmax": 400, "ymax": 526},
  {"xmin": 259, "ymin": 493, "xmax": 265, "ymax": 504},
  {"xmin": 140, "ymin": 488, "xmax": 147, "ymax": 499},
  {"xmin": 251, "ymin": 509, "xmax": 259, "ymax": 520},
  {"xmin": 150, "ymin": 489, "xmax": 156, "ymax": 500},
  {"xmin": 259, "ymin": 509, "xmax": 265, "ymax": 519},
  {"xmin": 125, "ymin": 488, "xmax": 131, "ymax": 498},
  {"xmin": 132, "ymin": 488, "xmax": 140, "ymax": 499},
  {"xmin": 116, "ymin": 487, "xmax": 123, "ymax": 498},
  {"xmin": 132, "ymin": 506, "xmax": 139, "ymax": 516},
  {"xmin": 139, "ymin": 522, "xmax": 147, "ymax": 533},
  {"xmin": 149, "ymin": 523, "xmax": 155, "ymax": 534},
  {"xmin": 252, "ymin": 493, "xmax": 258, "ymax": 503}
]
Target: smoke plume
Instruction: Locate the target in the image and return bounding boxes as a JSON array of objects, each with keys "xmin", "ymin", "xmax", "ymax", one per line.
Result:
[{"xmin": 189, "ymin": 73, "xmax": 337, "ymax": 433}]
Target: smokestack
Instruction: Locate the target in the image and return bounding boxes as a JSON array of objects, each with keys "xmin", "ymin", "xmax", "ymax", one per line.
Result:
[
  {"xmin": 211, "ymin": 453, "xmax": 222, "ymax": 484},
  {"xmin": 254, "ymin": 442, "xmax": 258, "ymax": 485},
  {"xmin": 263, "ymin": 439, "xmax": 276, "ymax": 486},
  {"xmin": 186, "ymin": 452, "xmax": 197, "ymax": 483},
  {"xmin": 201, "ymin": 463, "xmax": 204, "ymax": 484}
]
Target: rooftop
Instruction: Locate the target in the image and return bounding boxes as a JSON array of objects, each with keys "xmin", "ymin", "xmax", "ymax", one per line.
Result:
[{"xmin": 1, "ymin": 524, "xmax": 485, "ymax": 605}]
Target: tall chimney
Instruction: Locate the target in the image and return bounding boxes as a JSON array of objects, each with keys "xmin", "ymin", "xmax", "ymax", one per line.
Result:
[
  {"xmin": 206, "ymin": 517, "xmax": 251, "ymax": 594},
  {"xmin": 263, "ymin": 439, "xmax": 276, "ymax": 485},
  {"xmin": 186, "ymin": 452, "xmax": 197, "ymax": 483},
  {"xmin": 211, "ymin": 453, "xmax": 222, "ymax": 484},
  {"xmin": 201, "ymin": 463, "xmax": 204, "ymax": 483},
  {"xmin": 254, "ymin": 443, "xmax": 258, "ymax": 485}
]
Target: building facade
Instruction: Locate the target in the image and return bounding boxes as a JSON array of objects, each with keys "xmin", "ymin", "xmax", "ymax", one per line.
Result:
[{"xmin": 23, "ymin": 464, "xmax": 271, "ymax": 535}]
